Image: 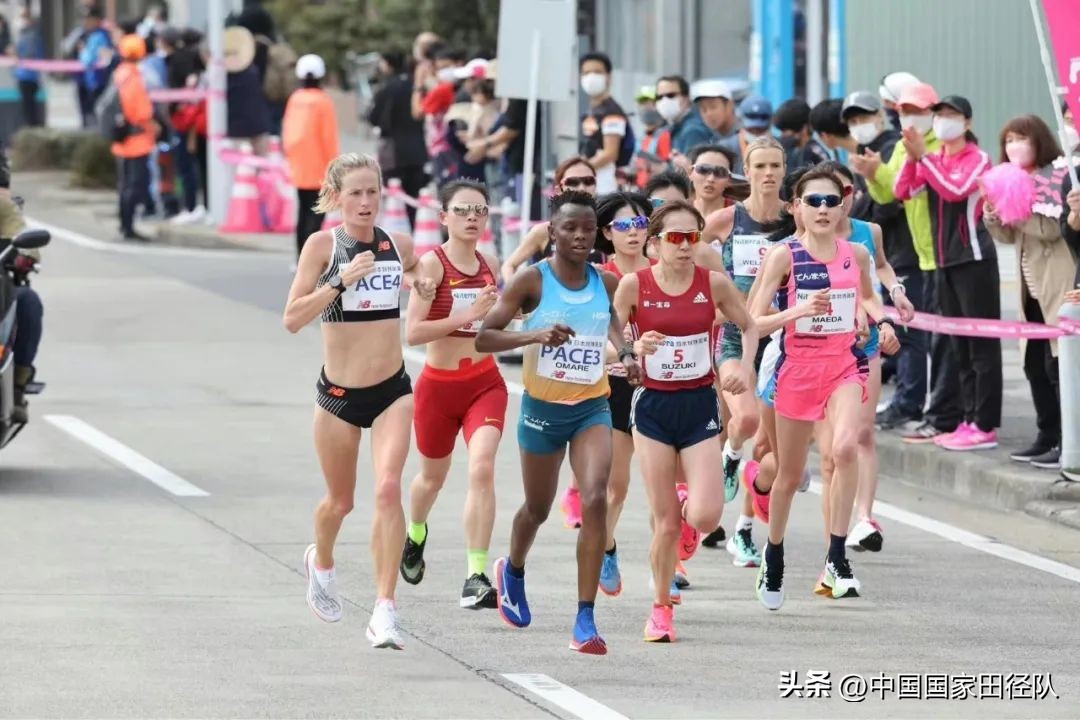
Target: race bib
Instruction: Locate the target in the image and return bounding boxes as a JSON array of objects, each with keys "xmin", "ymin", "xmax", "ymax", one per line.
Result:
[
  {"xmin": 646, "ymin": 332, "xmax": 711, "ymax": 381},
  {"xmin": 450, "ymin": 287, "xmax": 482, "ymax": 334},
  {"xmin": 794, "ymin": 287, "xmax": 857, "ymax": 335},
  {"xmin": 536, "ymin": 335, "xmax": 606, "ymax": 385},
  {"xmin": 731, "ymin": 234, "xmax": 770, "ymax": 278},
  {"xmin": 341, "ymin": 261, "xmax": 402, "ymax": 312}
]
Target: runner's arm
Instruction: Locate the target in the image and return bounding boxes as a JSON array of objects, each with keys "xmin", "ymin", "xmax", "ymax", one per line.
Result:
[
  {"xmin": 604, "ymin": 271, "xmax": 641, "ymax": 380},
  {"xmin": 748, "ymin": 244, "xmax": 798, "ymax": 336},
  {"xmin": 702, "ymin": 205, "xmax": 735, "ymax": 245},
  {"xmin": 283, "ymin": 232, "xmax": 337, "ymax": 333},
  {"xmin": 854, "ymin": 244, "xmax": 886, "ymax": 323},
  {"xmin": 500, "ymin": 223, "xmax": 547, "ymax": 284},
  {"xmin": 710, "ymin": 271, "xmax": 758, "ymax": 373},
  {"xmin": 405, "ymin": 254, "xmax": 477, "ymax": 345},
  {"xmin": 475, "ymin": 268, "xmax": 543, "ymax": 352},
  {"xmin": 607, "ymin": 272, "xmax": 639, "ymax": 363},
  {"xmin": 691, "ymin": 237, "xmax": 727, "ymax": 273}
]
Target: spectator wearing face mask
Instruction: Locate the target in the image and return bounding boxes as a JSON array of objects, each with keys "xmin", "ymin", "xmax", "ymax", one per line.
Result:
[
  {"xmin": 894, "ymin": 94, "xmax": 1002, "ymax": 452},
  {"xmin": 773, "ymin": 97, "xmax": 832, "ymax": 169},
  {"xmin": 579, "ymin": 51, "xmax": 631, "ymax": 194},
  {"xmin": 857, "ymin": 83, "xmax": 962, "ymax": 443},
  {"xmin": 984, "ymin": 115, "xmax": 1074, "ymax": 469},
  {"xmin": 655, "ymin": 75, "xmax": 712, "ymax": 158},
  {"xmin": 724, "ymin": 95, "xmax": 773, "ymax": 172},
  {"xmin": 634, "ymin": 86, "xmax": 671, "ymax": 189},
  {"xmin": 808, "ymin": 98, "xmax": 856, "ymax": 159},
  {"xmin": 878, "ymin": 71, "xmax": 921, "ymax": 131}
]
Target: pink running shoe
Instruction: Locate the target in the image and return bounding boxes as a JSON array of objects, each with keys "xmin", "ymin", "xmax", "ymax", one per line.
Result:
[
  {"xmin": 676, "ymin": 484, "xmax": 700, "ymax": 561},
  {"xmin": 933, "ymin": 422, "xmax": 971, "ymax": 447},
  {"xmin": 940, "ymin": 425, "xmax": 998, "ymax": 451},
  {"xmin": 644, "ymin": 604, "xmax": 676, "ymax": 643},
  {"xmin": 560, "ymin": 486, "xmax": 582, "ymax": 529},
  {"xmin": 742, "ymin": 460, "xmax": 769, "ymax": 524}
]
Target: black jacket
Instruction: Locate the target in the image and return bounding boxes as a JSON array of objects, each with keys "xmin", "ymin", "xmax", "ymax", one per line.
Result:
[{"xmin": 855, "ymin": 130, "xmax": 918, "ymax": 272}]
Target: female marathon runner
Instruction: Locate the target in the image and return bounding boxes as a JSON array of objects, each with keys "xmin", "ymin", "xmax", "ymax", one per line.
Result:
[
  {"xmin": 476, "ymin": 191, "xmax": 641, "ymax": 655},
  {"xmin": 688, "ymin": 144, "xmax": 736, "ymax": 219},
  {"xmin": 614, "ymin": 200, "xmax": 757, "ymax": 642},
  {"xmin": 400, "ymin": 179, "xmax": 505, "ymax": 609},
  {"xmin": 498, "ymin": 156, "xmax": 601, "ymax": 532},
  {"xmin": 594, "ymin": 191, "xmax": 655, "ymax": 597},
  {"xmin": 284, "ymin": 152, "xmax": 435, "ymax": 650},
  {"xmin": 693, "ymin": 136, "xmax": 786, "ymax": 566},
  {"xmin": 815, "ymin": 162, "xmax": 912, "ymax": 560},
  {"xmin": 747, "ymin": 165, "xmax": 880, "ymax": 611}
]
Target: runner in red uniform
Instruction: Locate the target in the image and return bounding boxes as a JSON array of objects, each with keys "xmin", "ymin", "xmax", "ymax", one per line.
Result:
[
  {"xmin": 613, "ymin": 200, "xmax": 758, "ymax": 643},
  {"xmin": 401, "ymin": 179, "xmax": 507, "ymax": 610}
]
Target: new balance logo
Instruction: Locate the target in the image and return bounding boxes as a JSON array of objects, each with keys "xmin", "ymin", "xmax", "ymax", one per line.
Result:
[
  {"xmin": 693, "ymin": 292, "xmax": 708, "ymax": 304},
  {"xmin": 706, "ymin": 419, "xmax": 719, "ymax": 431}
]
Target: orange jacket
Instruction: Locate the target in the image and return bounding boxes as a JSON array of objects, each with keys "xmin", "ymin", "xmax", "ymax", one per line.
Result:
[
  {"xmin": 282, "ymin": 88, "xmax": 341, "ymax": 190},
  {"xmin": 111, "ymin": 62, "xmax": 155, "ymax": 159}
]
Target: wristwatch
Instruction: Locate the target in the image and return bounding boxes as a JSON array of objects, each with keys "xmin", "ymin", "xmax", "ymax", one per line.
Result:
[
  {"xmin": 618, "ymin": 344, "xmax": 638, "ymax": 364},
  {"xmin": 328, "ymin": 275, "xmax": 346, "ymax": 294},
  {"xmin": 889, "ymin": 282, "xmax": 906, "ymax": 297}
]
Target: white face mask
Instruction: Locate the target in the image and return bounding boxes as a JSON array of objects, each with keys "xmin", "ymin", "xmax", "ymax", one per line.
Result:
[
  {"xmin": 580, "ymin": 72, "xmax": 607, "ymax": 97},
  {"xmin": 849, "ymin": 121, "xmax": 879, "ymax": 146},
  {"xmin": 1063, "ymin": 124, "xmax": 1079, "ymax": 150},
  {"xmin": 933, "ymin": 116, "xmax": 967, "ymax": 141},
  {"xmin": 899, "ymin": 114, "xmax": 933, "ymax": 134},
  {"xmin": 656, "ymin": 96, "xmax": 683, "ymax": 123},
  {"xmin": 1005, "ymin": 140, "xmax": 1035, "ymax": 167}
]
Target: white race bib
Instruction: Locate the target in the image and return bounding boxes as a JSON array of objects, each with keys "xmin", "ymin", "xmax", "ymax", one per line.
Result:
[
  {"xmin": 536, "ymin": 335, "xmax": 606, "ymax": 385},
  {"xmin": 645, "ymin": 332, "xmax": 711, "ymax": 381},
  {"xmin": 341, "ymin": 260, "xmax": 402, "ymax": 312},
  {"xmin": 794, "ymin": 287, "xmax": 857, "ymax": 335},
  {"xmin": 450, "ymin": 287, "xmax": 482, "ymax": 334},
  {"xmin": 731, "ymin": 234, "xmax": 770, "ymax": 278}
]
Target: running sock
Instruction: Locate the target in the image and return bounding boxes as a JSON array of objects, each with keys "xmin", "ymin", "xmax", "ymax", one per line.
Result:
[
  {"xmin": 467, "ymin": 549, "xmax": 488, "ymax": 577},
  {"xmin": 605, "ymin": 541, "xmax": 617, "ymax": 557},
  {"xmin": 737, "ymin": 514, "xmax": 754, "ymax": 531},
  {"xmin": 314, "ymin": 566, "xmax": 334, "ymax": 587},
  {"xmin": 764, "ymin": 539, "xmax": 784, "ymax": 567},
  {"xmin": 577, "ymin": 600, "xmax": 595, "ymax": 612},
  {"xmin": 723, "ymin": 439, "xmax": 743, "ymax": 460},
  {"xmin": 507, "ymin": 560, "xmax": 525, "ymax": 578},
  {"xmin": 407, "ymin": 522, "xmax": 427, "ymax": 545},
  {"xmin": 828, "ymin": 534, "xmax": 847, "ymax": 565}
]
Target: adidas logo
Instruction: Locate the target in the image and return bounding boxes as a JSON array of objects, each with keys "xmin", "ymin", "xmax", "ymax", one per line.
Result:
[
  {"xmin": 693, "ymin": 292, "xmax": 708, "ymax": 304},
  {"xmin": 706, "ymin": 419, "xmax": 719, "ymax": 431}
]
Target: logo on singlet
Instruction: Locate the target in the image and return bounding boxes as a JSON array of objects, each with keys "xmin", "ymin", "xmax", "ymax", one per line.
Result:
[
  {"xmin": 844, "ymin": 257, "xmax": 852, "ymax": 269},
  {"xmin": 449, "ymin": 278, "xmax": 468, "ymax": 286},
  {"xmin": 693, "ymin": 292, "xmax": 708, "ymax": 304},
  {"xmin": 379, "ymin": 241, "xmax": 391, "ymax": 251}
]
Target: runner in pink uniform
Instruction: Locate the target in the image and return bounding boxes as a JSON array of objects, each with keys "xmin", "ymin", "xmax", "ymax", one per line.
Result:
[{"xmin": 747, "ymin": 166, "xmax": 880, "ymax": 611}]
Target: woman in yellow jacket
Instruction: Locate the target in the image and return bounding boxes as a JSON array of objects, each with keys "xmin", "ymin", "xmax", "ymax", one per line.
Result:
[
  {"xmin": 283, "ymin": 54, "xmax": 340, "ymax": 258},
  {"xmin": 985, "ymin": 115, "xmax": 1077, "ymax": 470}
]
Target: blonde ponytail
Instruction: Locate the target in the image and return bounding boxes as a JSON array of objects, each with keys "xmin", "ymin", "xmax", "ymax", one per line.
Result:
[{"xmin": 313, "ymin": 152, "xmax": 384, "ymax": 214}]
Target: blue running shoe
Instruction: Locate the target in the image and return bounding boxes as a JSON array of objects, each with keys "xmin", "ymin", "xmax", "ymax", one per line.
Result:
[
  {"xmin": 569, "ymin": 606, "xmax": 607, "ymax": 655},
  {"xmin": 494, "ymin": 556, "xmax": 531, "ymax": 628},
  {"xmin": 599, "ymin": 551, "xmax": 622, "ymax": 596}
]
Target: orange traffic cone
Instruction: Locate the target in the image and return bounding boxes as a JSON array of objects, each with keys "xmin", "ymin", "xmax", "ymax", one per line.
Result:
[
  {"xmin": 412, "ymin": 188, "xmax": 443, "ymax": 258},
  {"xmin": 220, "ymin": 147, "xmax": 263, "ymax": 233},
  {"xmin": 266, "ymin": 137, "xmax": 295, "ymax": 233},
  {"xmin": 378, "ymin": 178, "xmax": 412, "ymax": 235}
]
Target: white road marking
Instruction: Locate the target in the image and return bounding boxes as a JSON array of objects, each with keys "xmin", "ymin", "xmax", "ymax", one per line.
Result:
[
  {"xmin": 45, "ymin": 415, "xmax": 210, "ymax": 497},
  {"xmin": 501, "ymin": 673, "xmax": 628, "ymax": 720},
  {"xmin": 28, "ymin": 217, "xmax": 280, "ymax": 260},
  {"xmin": 806, "ymin": 481, "xmax": 1080, "ymax": 584}
]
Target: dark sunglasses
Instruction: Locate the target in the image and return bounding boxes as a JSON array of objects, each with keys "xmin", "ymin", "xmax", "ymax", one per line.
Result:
[
  {"xmin": 657, "ymin": 91, "xmax": 681, "ymax": 100},
  {"xmin": 693, "ymin": 163, "xmax": 731, "ymax": 179},
  {"xmin": 655, "ymin": 230, "xmax": 702, "ymax": 245},
  {"xmin": 609, "ymin": 215, "xmax": 648, "ymax": 232},
  {"xmin": 449, "ymin": 203, "xmax": 490, "ymax": 217},
  {"xmin": 562, "ymin": 176, "xmax": 597, "ymax": 189},
  {"xmin": 801, "ymin": 193, "xmax": 843, "ymax": 208}
]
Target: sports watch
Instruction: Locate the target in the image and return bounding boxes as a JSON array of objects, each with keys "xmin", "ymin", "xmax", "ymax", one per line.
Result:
[{"xmin": 328, "ymin": 275, "xmax": 346, "ymax": 294}]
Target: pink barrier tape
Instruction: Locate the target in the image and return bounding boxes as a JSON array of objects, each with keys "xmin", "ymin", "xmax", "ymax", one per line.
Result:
[
  {"xmin": 148, "ymin": 87, "xmax": 218, "ymax": 103},
  {"xmin": 884, "ymin": 307, "xmax": 1080, "ymax": 339},
  {"xmin": 219, "ymin": 148, "xmax": 287, "ymax": 171},
  {"xmin": 0, "ymin": 56, "xmax": 113, "ymax": 72}
]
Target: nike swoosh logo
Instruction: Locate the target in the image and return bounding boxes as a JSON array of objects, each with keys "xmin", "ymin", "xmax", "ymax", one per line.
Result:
[{"xmin": 449, "ymin": 279, "xmax": 468, "ymax": 286}]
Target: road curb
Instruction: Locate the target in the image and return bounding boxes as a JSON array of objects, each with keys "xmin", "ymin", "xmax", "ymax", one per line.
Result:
[
  {"xmin": 152, "ymin": 223, "xmax": 291, "ymax": 254},
  {"xmin": 1025, "ymin": 500, "xmax": 1080, "ymax": 531},
  {"xmin": 875, "ymin": 433, "xmax": 1080, "ymax": 514}
]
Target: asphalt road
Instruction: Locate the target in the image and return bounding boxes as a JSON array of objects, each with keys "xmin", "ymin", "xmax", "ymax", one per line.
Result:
[{"xmin": 2, "ymin": 224, "xmax": 1078, "ymax": 719}]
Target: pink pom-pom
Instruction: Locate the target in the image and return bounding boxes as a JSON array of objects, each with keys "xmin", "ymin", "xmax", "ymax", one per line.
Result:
[{"xmin": 981, "ymin": 162, "xmax": 1036, "ymax": 225}]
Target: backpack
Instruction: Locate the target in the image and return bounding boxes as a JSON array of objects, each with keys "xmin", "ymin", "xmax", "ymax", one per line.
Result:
[
  {"xmin": 262, "ymin": 39, "xmax": 298, "ymax": 103},
  {"xmin": 95, "ymin": 78, "xmax": 133, "ymax": 142}
]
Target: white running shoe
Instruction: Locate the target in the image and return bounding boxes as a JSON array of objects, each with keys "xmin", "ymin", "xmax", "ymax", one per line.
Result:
[
  {"xmin": 846, "ymin": 518, "xmax": 884, "ymax": 552},
  {"xmin": 824, "ymin": 559, "xmax": 861, "ymax": 599},
  {"xmin": 366, "ymin": 600, "xmax": 405, "ymax": 650},
  {"xmin": 303, "ymin": 543, "xmax": 343, "ymax": 622}
]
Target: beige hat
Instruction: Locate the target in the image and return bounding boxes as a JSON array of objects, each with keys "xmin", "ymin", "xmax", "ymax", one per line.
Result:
[{"xmin": 223, "ymin": 26, "xmax": 255, "ymax": 73}]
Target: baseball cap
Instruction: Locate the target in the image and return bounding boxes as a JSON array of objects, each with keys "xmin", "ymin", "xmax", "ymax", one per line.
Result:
[
  {"xmin": 691, "ymin": 79, "xmax": 733, "ymax": 102},
  {"xmin": 896, "ymin": 82, "xmax": 939, "ymax": 110},
  {"xmin": 879, "ymin": 71, "xmax": 920, "ymax": 103},
  {"xmin": 738, "ymin": 94, "xmax": 773, "ymax": 129},
  {"xmin": 931, "ymin": 95, "xmax": 973, "ymax": 118},
  {"xmin": 295, "ymin": 54, "xmax": 326, "ymax": 80},
  {"xmin": 840, "ymin": 91, "xmax": 882, "ymax": 120},
  {"xmin": 453, "ymin": 58, "xmax": 491, "ymax": 80},
  {"xmin": 635, "ymin": 85, "xmax": 657, "ymax": 102}
]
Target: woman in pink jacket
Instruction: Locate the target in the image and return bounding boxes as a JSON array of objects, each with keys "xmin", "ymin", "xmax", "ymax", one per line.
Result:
[{"xmin": 895, "ymin": 95, "xmax": 1003, "ymax": 452}]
